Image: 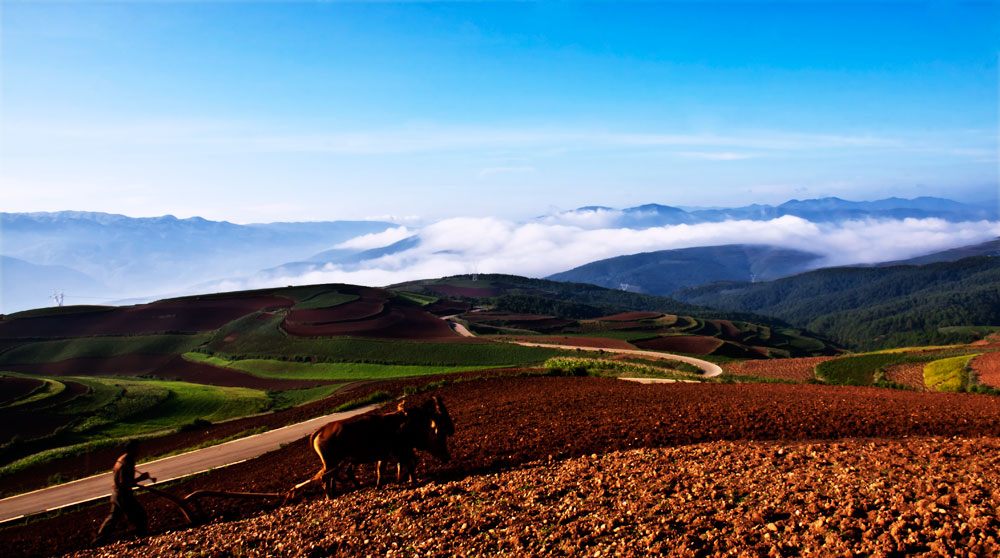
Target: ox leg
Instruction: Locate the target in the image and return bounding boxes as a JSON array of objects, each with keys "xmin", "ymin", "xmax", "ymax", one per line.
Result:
[
  {"xmin": 342, "ymin": 463, "xmax": 361, "ymax": 490},
  {"xmin": 321, "ymin": 472, "xmax": 336, "ymax": 499},
  {"xmin": 397, "ymin": 451, "xmax": 417, "ymax": 485}
]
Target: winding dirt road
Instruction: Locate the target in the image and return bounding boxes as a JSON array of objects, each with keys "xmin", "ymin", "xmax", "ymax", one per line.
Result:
[
  {"xmin": 443, "ymin": 317, "xmax": 722, "ymax": 377},
  {"xmin": 510, "ymin": 341, "xmax": 723, "ymax": 377}
]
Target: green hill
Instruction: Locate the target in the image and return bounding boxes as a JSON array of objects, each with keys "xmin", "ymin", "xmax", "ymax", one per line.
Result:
[
  {"xmin": 673, "ymin": 256, "xmax": 1000, "ymax": 350},
  {"xmin": 391, "ymin": 273, "xmax": 792, "ymax": 325}
]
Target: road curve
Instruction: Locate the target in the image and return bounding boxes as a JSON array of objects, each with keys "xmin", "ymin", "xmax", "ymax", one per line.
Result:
[
  {"xmin": 0, "ymin": 404, "xmax": 381, "ymax": 524},
  {"xmin": 443, "ymin": 316, "xmax": 722, "ymax": 377},
  {"xmin": 509, "ymin": 341, "xmax": 723, "ymax": 377}
]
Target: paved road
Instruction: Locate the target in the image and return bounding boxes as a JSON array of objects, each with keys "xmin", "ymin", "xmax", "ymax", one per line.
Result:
[{"xmin": 0, "ymin": 404, "xmax": 380, "ymax": 524}]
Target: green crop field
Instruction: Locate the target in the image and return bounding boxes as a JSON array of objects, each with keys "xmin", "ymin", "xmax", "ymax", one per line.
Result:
[
  {"xmin": 395, "ymin": 292, "xmax": 438, "ymax": 306},
  {"xmin": 924, "ymin": 354, "xmax": 978, "ymax": 392},
  {"xmin": 183, "ymin": 352, "xmax": 489, "ymax": 380},
  {"xmin": 817, "ymin": 353, "xmax": 919, "ymax": 385},
  {"xmin": 0, "ymin": 375, "xmax": 271, "ymax": 474},
  {"xmin": 292, "ymin": 291, "xmax": 360, "ymax": 310},
  {"xmin": 271, "ymin": 384, "xmax": 344, "ymax": 410},
  {"xmin": 543, "ymin": 357, "xmax": 703, "ymax": 381},
  {"xmin": 0, "ymin": 334, "xmax": 210, "ymax": 365},
  {"xmin": 209, "ymin": 333, "xmax": 571, "ymax": 366},
  {"xmin": 816, "ymin": 349, "xmax": 980, "ymax": 387},
  {"xmin": 1, "ymin": 378, "xmax": 66, "ymax": 408}
]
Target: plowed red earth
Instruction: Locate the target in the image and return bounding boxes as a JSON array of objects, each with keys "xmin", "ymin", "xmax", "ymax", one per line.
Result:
[
  {"xmin": 0, "ymin": 377, "xmax": 44, "ymax": 405},
  {"xmin": 463, "ymin": 312, "xmax": 548, "ymax": 322},
  {"xmin": 886, "ymin": 362, "xmax": 932, "ymax": 391},
  {"xmin": 712, "ymin": 319, "xmax": 742, "ymax": 338},
  {"xmin": 423, "ymin": 300, "xmax": 471, "ymax": 316},
  {"xmin": 1, "ymin": 355, "xmax": 327, "ymax": 390},
  {"xmin": 0, "ymin": 297, "xmax": 293, "ymax": 338},
  {"xmin": 596, "ymin": 311, "xmax": 662, "ymax": 321},
  {"xmin": 0, "ymin": 381, "xmax": 88, "ymax": 442},
  {"xmin": 506, "ymin": 336, "xmax": 636, "ymax": 350},
  {"xmin": 287, "ymin": 300, "xmax": 385, "ymax": 323},
  {"xmin": 633, "ymin": 335, "xmax": 723, "ymax": 354},
  {"xmin": 722, "ymin": 356, "xmax": 834, "ymax": 381},
  {"xmin": 282, "ymin": 304, "xmax": 462, "ymax": 340},
  {"xmin": 11, "ymin": 376, "xmax": 1000, "ymax": 557},
  {"xmin": 972, "ymin": 352, "xmax": 1000, "ymax": 389}
]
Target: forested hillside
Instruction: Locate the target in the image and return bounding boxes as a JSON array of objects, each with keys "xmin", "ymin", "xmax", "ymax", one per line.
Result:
[
  {"xmin": 545, "ymin": 244, "xmax": 822, "ymax": 296},
  {"xmin": 673, "ymin": 256, "xmax": 1000, "ymax": 350}
]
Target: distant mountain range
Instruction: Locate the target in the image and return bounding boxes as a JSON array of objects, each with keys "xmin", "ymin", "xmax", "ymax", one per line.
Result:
[
  {"xmin": 0, "ymin": 212, "xmax": 393, "ymax": 313},
  {"xmin": 545, "ymin": 238, "xmax": 1000, "ymax": 298},
  {"xmin": 549, "ymin": 196, "xmax": 995, "ymax": 228},
  {"xmin": 1, "ymin": 196, "xmax": 995, "ymax": 314}
]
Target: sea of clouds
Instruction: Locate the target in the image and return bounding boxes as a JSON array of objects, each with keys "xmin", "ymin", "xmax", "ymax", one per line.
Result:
[{"xmin": 209, "ymin": 216, "xmax": 1000, "ymax": 294}]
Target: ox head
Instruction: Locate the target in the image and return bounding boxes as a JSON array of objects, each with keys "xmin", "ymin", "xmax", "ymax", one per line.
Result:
[{"xmin": 404, "ymin": 395, "xmax": 454, "ymax": 463}]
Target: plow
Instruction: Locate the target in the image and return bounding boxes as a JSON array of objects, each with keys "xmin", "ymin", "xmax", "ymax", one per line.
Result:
[{"xmin": 136, "ymin": 483, "xmax": 290, "ymax": 526}]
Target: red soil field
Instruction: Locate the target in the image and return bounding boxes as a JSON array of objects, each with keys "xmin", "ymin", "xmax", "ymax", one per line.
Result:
[
  {"xmin": 506, "ymin": 336, "xmax": 636, "ymax": 350},
  {"xmin": 425, "ymin": 285, "xmax": 503, "ymax": 298},
  {"xmin": 972, "ymin": 352, "xmax": 1000, "ymax": 389},
  {"xmin": 0, "ymin": 408, "xmax": 74, "ymax": 445},
  {"xmin": 596, "ymin": 311, "xmax": 662, "ymax": 321},
  {"xmin": 2, "ymin": 355, "xmax": 329, "ymax": 391},
  {"xmin": 0, "ymin": 377, "xmax": 44, "ymax": 406},
  {"xmin": 713, "ymin": 319, "xmax": 742, "ymax": 339},
  {"xmin": 11, "ymin": 376, "xmax": 1000, "ymax": 557},
  {"xmin": 723, "ymin": 356, "xmax": 835, "ymax": 382},
  {"xmin": 885, "ymin": 362, "xmax": 931, "ymax": 391},
  {"xmin": 423, "ymin": 300, "xmax": 472, "ymax": 316},
  {"xmin": 15, "ymin": 380, "xmax": 89, "ymax": 412},
  {"xmin": 462, "ymin": 312, "xmax": 554, "ymax": 322},
  {"xmin": 283, "ymin": 304, "xmax": 463, "ymax": 341},
  {"xmin": 0, "ymin": 297, "xmax": 293, "ymax": 338},
  {"xmin": 633, "ymin": 335, "xmax": 724, "ymax": 355},
  {"xmin": 0, "ymin": 381, "xmax": 88, "ymax": 443},
  {"xmin": 287, "ymin": 300, "xmax": 385, "ymax": 323}
]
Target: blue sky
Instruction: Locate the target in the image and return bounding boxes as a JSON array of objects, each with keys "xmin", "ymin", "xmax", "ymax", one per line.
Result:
[{"xmin": 2, "ymin": 1, "xmax": 997, "ymax": 223}]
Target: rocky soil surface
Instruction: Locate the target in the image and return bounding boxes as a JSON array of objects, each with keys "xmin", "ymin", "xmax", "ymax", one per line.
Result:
[
  {"xmin": 10, "ymin": 376, "xmax": 1000, "ymax": 557},
  {"xmin": 68, "ymin": 437, "xmax": 1000, "ymax": 558}
]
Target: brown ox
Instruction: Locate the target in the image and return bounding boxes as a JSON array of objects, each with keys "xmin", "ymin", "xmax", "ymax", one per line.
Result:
[{"xmin": 291, "ymin": 396, "xmax": 454, "ymax": 498}]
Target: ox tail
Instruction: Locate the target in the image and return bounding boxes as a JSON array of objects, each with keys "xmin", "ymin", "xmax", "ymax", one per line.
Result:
[
  {"xmin": 309, "ymin": 428, "xmax": 329, "ymax": 482},
  {"xmin": 287, "ymin": 428, "xmax": 330, "ymax": 500}
]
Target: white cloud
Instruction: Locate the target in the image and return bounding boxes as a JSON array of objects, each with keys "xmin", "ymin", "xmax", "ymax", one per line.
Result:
[
  {"xmin": 334, "ymin": 226, "xmax": 413, "ymax": 250},
  {"xmin": 538, "ymin": 207, "xmax": 623, "ymax": 229},
  {"xmin": 215, "ymin": 216, "xmax": 1000, "ymax": 292}
]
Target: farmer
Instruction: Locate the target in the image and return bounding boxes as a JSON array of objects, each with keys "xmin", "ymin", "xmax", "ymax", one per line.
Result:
[{"xmin": 93, "ymin": 439, "xmax": 155, "ymax": 544}]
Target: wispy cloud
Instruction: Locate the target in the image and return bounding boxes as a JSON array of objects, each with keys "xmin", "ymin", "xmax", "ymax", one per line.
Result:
[
  {"xmin": 334, "ymin": 226, "xmax": 412, "ymax": 250},
  {"xmin": 14, "ymin": 118, "xmax": 927, "ymax": 156},
  {"xmin": 216, "ymin": 216, "xmax": 1000, "ymax": 293}
]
